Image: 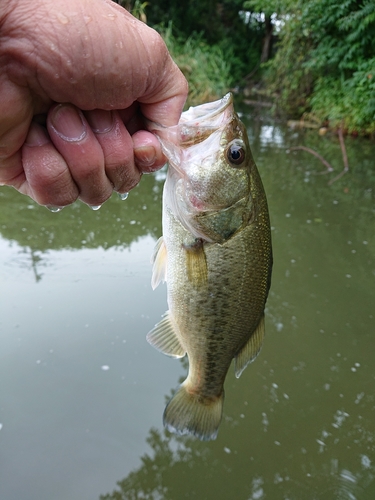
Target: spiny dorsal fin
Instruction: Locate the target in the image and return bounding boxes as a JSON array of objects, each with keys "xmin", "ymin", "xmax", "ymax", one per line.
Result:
[
  {"xmin": 183, "ymin": 238, "xmax": 208, "ymax": 287},
  {"xmin": 151, "ymin": 237, "xmax": 167, "ymax": 290},
  {"xmin": 234, "ymin": 314, "xmax": 265, "ymax": 378},
  {"xmin": 146, "ymin": 311, "xmax": 186, "ymax": 358}
]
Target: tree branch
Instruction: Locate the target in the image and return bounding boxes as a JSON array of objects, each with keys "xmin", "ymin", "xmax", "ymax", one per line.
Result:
[
  {"xmin": 289, "ymin": 146, "xmax": 334, "ymax": 173},
  {"xmin": 328, "ymin": 128, "xmax": 349, "ymax": 185}
]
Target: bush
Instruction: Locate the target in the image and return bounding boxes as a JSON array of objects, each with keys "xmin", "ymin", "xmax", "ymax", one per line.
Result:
[
  {"xmin": 262, "ymin": 0, "xmax": 375, "ymax": 134},
  {"xmin": 158, "ymin": 24, "xmax": 235, "ymax": 106}
]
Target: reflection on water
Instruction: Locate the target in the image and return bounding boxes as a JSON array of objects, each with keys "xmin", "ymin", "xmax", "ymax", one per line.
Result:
[
  {"xmin": 258, "ymin": 124, "xmax": 285, "ymax": 147},
  {"xmin": 98, "ymin": 427, "xmax": 374, "ymax": 500},
  {"xmin": 1, "ymin": 112, "xmax": 374, "ymax": 500}
]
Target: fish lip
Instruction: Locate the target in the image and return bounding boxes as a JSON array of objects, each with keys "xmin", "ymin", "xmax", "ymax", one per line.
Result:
[
  {"xmin": 146, "ymin": 92, "xmax": 233, "ymax": 144},
  {"xmin": 146, "ymin": 93, "xmax": 233, "ymax": 131},
  {"xmin": 146, "ymin": 93, "xmax": 234, "ymax": 176},
  {"xmin": 179, "ymin": 92, "xmax": 233, "ymax": 124}
]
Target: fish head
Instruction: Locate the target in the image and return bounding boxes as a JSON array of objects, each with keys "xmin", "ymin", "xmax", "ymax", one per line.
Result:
[{"xmin": 150, "ymin": 94, "xmax": 255, "ymax": 242}]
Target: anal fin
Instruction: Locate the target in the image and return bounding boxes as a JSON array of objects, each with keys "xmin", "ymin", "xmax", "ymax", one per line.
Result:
[
  {"xmin": 234, "ymin": 314, "xmax": 265, "ymax": 378},
  {"xmin": 147, "ymin": 311, "xmax": 186, "ymax": 358}
]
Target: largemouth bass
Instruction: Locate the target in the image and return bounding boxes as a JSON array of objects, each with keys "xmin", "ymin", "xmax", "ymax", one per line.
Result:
[{"xmin": 147, "ymin": 93, "xmax": 272, "ymax": 440}]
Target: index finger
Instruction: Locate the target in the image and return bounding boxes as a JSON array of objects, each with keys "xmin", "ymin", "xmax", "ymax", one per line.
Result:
[{"xmin": 0, "ymin": 77, "xmax": 33, "ymax": 189}]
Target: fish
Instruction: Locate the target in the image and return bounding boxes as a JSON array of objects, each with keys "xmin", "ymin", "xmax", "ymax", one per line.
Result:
[{"xmin": 147, "ymin": 93, "xmax": 272, "ymax": 441}]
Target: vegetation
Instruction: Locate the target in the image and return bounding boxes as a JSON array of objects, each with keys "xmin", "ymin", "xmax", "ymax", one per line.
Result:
[
  {"xmin": 117, "ymin": 0, "xmax": 264, "ymax": 105},
  {"xmin": 158, "ymin": 25, "xmax": 235, "ymax": 106},
  {"xmin": 119, "ymin": 0, "xmax": 375, "ymax": 136},
  {"xmin": 250, "ymin": 0, "xmax": 375, "ymax": 135},
  {"xmin": 146, "ymin": 0, "xmax": 263, "ymax": 84}
]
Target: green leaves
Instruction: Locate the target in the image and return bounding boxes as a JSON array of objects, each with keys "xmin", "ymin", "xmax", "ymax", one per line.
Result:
[
  {"xmin": 158, "ymin": 25, "xmax": 235, "ymax": 106},
  {"xmin": 263, "ymin": 0, "xmax": 375, "ymax": 134}
]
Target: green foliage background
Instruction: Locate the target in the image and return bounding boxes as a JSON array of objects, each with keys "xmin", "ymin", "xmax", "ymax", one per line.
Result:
[
  {"xmin": 256, "ymin": 0, "xmax": 375, "ymax": 134},
  {"xmin": 120, "ymin": 0, "xmax": 375, "ymax": 136},
  {"xmin": 147, "ymin": 0, "xmax": 262, "ymax": 84}
]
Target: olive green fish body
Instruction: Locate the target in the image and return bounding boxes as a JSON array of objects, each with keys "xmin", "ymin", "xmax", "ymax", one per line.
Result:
[{"xmin": 147, "ymin": 94, "xmax": 272, "ymax": 440}]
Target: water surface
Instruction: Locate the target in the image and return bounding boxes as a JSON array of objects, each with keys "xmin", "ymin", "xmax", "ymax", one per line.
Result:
[{"xmin": 1, "ymin": 112, "xmax": 374, "ymax": 500}]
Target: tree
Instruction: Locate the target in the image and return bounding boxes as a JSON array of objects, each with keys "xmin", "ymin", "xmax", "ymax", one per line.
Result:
[{"xmin": 255, "ymin": 0, "xmax": 375, "ymax": 133}]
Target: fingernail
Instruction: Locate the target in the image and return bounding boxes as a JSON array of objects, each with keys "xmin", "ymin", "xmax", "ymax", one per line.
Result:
[
  {"xmin": 85, "ymin": 110, "xmax": 114, "ymax": 133},
  {"xmin": 134, "ymin": 145, "xmax": 156, "ymax": 167},
  {"xmin": 50, "ymin": 104, "xmax": 86, "ymax": 142},
  {"xmin": 25, "ymin": 124, "xmax": 50, "ymax": 147}
]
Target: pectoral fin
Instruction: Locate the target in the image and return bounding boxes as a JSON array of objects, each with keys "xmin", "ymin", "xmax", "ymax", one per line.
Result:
[
  {"xmin": 147, "ymin": 311, "xmax": 186, "ymax": 358},
  {"xmin": 183, "ymin": 238, "xmax": 208, "ymax": 287},
  {"xmin": 234, "ymin": 314, "xmax": 265, "ymax": 378},
  {"xmin": 151, "ymin": 237, "xmax": 167, "ymax": 290}
]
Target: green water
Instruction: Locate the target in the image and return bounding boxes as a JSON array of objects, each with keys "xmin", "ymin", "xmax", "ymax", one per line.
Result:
[{"xmin": 1, "ymin": 112, "xmax": 374, "ymax": 500}]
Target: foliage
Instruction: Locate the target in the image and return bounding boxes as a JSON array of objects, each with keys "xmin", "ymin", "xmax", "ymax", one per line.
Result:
[
  {"xmin": 310, "ymin": 60, "xmax": 375, "ymax": 133},
  {"xmin": 114, "ymin": 0, "xmax": 264, "ymax": 103},
  {"xmin": 259, "ymin": 4, "xmax": 315, "ymax": 118},
  {"xmin": 116, "ymin": 0, "xmax": 148, "ymax": 22},
  {"xmin": 136, "ymin": 0, "xmax": 263, "ymax": 89},
  {"xmin": 256, "ymin": 0, "xmax": 375, "ymax": 134},
  {"xmin": 157, "ymin": 24, "xmax": 235, "ymax": 106},
  {"xmin": 114, "ymin": 0, "xmax": 375, "ymax": 135}
]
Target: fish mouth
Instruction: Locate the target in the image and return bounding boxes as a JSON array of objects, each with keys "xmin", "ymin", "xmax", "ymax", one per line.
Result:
[
  {"xmin": 179, "ymin": 92, "xmax": 233, "ymax": 125},
  {"xmin": 147, "ymin": 93, "xmax": 233, "ymax": 131},
  {"xmin": 146, "ymin": 93, "xmax": 235, "ymax": 174}
]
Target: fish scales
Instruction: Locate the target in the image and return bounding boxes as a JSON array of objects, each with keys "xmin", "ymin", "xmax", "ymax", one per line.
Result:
[{"xmin": 147, "ymin": 93, "xmax": 272, "ymax": 440}]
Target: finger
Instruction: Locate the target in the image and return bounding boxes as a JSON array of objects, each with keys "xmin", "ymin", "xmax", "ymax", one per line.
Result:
[
  {"xmin": 132, "ymin": 130, "xmax": 166, "ymax": 173},
  {"xmin": 84, "ymin": 109, "xmax": 142, "ymax": 193},
  {"xmin": 21, "ymin": 123, "xmax": 79, "ymax": 206},
  {"xmin": 47, "ymin": 104, "xmax": 113, "ymax": 206},
  {"xmin": 118, "ymin": 103, "xmax": 144, "ymax": 135},
  {"xmin": 117, "ymin": 106, "xmax": 166, "ymax": 172},
  {"xmin": 0, "ymin": 77, "xmax": 32, "ymax": 188}
]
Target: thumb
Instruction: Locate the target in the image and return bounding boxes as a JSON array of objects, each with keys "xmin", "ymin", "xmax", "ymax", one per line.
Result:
[{"xmin": 138, "ymin": 57, "xmax": 188, "ymax": 128}]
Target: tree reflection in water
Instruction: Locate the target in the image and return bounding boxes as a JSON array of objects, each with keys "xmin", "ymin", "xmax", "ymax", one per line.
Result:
[{"xmin": 100, "ymin": 423, "xmax": 374, "ymax": 500}]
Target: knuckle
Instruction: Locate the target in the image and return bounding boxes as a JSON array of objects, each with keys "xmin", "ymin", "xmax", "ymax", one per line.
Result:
[
  {"xmin": 117, "ymin": 167, "xmax": 141, "ymax": 193},
  {"xmin": 27, "ymin": 159, "xmax": 79, "ymax": 206},
  {"xmin": 105, "ymin": 158, "xmax": 141, "ymax": 192}
]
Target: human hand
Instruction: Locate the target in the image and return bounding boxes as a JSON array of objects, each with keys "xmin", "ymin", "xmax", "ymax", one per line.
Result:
[{"xmin": 0, "ymin": 0, "xmax": 188, "ymax": 208}]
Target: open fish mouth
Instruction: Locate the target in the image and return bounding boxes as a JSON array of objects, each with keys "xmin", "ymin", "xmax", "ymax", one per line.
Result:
[
  {"xmin": 148, "ymin": 92, "xmax": 233, "ymax": 131},
  {"xmin": 182, "ymin": 93, "xmax": 232, "ymax": 119},
  {"xmin": 146, "ymin": 93, "xmax": 235, "ymax": 173}
]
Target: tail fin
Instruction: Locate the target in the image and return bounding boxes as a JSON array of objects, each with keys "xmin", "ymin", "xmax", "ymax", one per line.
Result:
[{"xmin": 163, "ymin": 383, "xmax": 224, "ymax": 441}]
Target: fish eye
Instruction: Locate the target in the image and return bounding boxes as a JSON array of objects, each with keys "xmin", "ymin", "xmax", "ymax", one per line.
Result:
[{"xmin": 226, "ymin": 142, "xmax": 246, "ymax": 166}]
